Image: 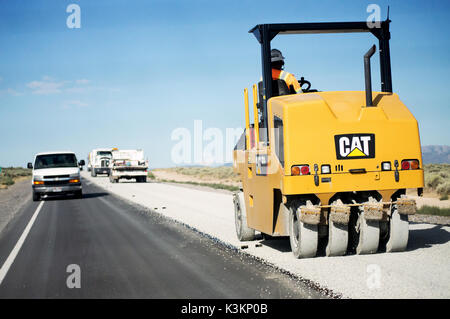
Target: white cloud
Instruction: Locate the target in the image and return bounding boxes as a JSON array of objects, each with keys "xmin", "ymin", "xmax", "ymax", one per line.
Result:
[
  {"xmin": 27, "ymin": 78, "xmax": 66, "ymax": 95},
  {"xmin": 26, "ymin": 77, "xmax": 92, "ymax": 95}
]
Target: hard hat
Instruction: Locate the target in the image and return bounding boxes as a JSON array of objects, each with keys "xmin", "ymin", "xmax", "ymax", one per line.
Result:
[{"xmin": 271, "ymin": 49, "xmax": 285, "ymax": 62}]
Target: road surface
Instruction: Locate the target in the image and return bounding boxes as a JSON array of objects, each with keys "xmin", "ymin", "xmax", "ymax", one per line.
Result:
[{"xmin": 0, "ymin": 180, "xmax": 323, "ymax": 298}]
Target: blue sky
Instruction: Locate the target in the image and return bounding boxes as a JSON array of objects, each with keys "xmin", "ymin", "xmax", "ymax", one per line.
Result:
[{"xmin": 0, "ymin": 0, "xmax": 449, "ymax": 168}]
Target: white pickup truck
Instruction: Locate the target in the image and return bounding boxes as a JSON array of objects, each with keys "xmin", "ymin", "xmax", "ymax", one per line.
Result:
[
  {"xmin": 28, "ymin": 151, "xmax": 84, "ymax": 201},
  {"xmin": 108, "ymin": 149, "xmax": 148, "ymax": 183}
]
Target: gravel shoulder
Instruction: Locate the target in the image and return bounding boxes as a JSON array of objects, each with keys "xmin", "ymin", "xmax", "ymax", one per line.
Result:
[
  {"xmin": 0, "ymin": 178, "xmax": 31, "ymax": 235},
  {"xmin": 83, "ymin": 172, "xmax": 450, "ymax": 299}
]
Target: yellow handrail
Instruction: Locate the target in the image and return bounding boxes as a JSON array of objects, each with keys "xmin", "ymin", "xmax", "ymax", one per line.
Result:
[
  {"xmin": 244, "ymin": 88, "xmax": 250, "ymax": 151},
  {"xmin": 252, "ymin": 84, "xmax": 259, "ymax": 150}
]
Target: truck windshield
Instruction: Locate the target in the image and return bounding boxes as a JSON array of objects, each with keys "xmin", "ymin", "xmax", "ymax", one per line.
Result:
[
  {"xmin": 97, "ymin": 151, "xmax": 112, "ymax": 157},
  {"xmin": 34, "ymin": 154, "xmax": 78, "ymax": 169}
]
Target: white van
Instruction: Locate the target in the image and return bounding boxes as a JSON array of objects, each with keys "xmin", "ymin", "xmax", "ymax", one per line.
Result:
[{"xmin": 27, "ymin": 151, "xmax": 85, "ymax": 201}]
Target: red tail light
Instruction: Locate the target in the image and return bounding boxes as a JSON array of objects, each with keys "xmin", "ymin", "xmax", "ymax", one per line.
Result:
[
  {"xmin": 401, "ymin": 161, "xmax": 410, "ymax": 170},
  {"xmin": 401, "ymin": 159, "xmax": 419, "ymax": 170},
  {"xmin": 301, "ymin": 166, "xmax": 310, "ymax": 175},
  {"xmin": 291, "ymin": 165, "xmax": 310, "ymax": 176}
]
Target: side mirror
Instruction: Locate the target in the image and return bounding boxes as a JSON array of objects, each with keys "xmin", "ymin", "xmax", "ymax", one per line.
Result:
[
  {"xmin": 27, "ymin": 162, "xmax": 33, "ymax": 169},
  {"xmin": 79, "ymin": 160, "xmax": 85, "ymax": 166}
]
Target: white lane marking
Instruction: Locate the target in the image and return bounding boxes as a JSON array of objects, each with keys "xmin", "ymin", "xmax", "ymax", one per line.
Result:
[{"xmin": 0, "ymin": 201, "xmax": 44, "ymax": 285}]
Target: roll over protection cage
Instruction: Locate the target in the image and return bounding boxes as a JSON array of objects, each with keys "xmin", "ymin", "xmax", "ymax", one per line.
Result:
[{"xmin": 249, "ymin": 20, "xmax": 393, "ymax": 144}]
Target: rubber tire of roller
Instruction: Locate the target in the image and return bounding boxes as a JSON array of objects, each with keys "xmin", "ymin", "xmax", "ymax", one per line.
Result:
[
  {"xmin": 289, "ymin": 207, "xmax": 318, "ymax": 258},
  {"xmin": 234, "ymin": 191, "xmax": 255, "ymax": 241}
]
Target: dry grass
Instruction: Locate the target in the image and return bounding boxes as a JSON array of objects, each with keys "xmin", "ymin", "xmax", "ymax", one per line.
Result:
[
  {"xmin": 151, "ymin": 166, "xmax": 240, "ymax": 191},
  {"xmin": 424, "ymin": 164, "xmax": 450, "ymax": 200},
  {"xmin": 0, "ymin": 167, "xmax": 32, "ymax": 189},
  {"xmin": 161, "ymin": 166, "xmax": 239, "ymax": 181},
  {"xmin": 153, "ymin": 166, "xmax": 239, "ymax": 184},
  {"xmin": 416, "ymin": 205, "xmax": 450, "ymax": 217}
]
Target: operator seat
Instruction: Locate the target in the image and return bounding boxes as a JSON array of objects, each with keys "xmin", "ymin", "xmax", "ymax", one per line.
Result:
[
  {"xmin": 257, "ymin": 79, "xmax": 291, "ymax": 113},
  {"xmin": 258, "ymin": 79, "xmax": 291, "ymax": 101}
]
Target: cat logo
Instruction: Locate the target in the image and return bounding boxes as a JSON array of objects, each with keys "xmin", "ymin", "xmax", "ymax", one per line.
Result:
[{"xmin": 334, "ymin": 134, "xmax": 375, "ymax": 160}]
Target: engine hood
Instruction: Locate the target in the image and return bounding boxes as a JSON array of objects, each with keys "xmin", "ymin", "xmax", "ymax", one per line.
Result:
[
  {"xmin": 269, "ymin": 91, "xmax": 422, "ymax": 175},
  {"xmin": 33, "ymin": 167, "xmax": 80, "ymax": 178}
]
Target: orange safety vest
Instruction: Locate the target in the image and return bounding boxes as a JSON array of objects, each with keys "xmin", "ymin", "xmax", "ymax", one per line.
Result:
[{"xmin": 272, "ymin": 69, "xmax": 302, "ymax": 93}]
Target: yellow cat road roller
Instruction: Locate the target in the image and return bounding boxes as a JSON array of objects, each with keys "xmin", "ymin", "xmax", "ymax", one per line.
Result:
[{"xmin": 233, "ymin": 20, "xmax": 424, "ymax": 258}]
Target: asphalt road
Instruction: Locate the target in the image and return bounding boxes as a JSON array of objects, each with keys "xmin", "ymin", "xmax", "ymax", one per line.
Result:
[{"xmin": 0, "ymin": 181, "xmax": 323, "ymax": 298}]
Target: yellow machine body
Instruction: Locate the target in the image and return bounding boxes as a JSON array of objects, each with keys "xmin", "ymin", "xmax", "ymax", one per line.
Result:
[{"xmin": 233, "ymin": 90, "xmax": 424, "ymax": 236}]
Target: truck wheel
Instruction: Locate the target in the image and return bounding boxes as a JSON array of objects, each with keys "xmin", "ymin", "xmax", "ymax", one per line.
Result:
[
  {"xmin": 289, "ymin": 203, "xmax": 318, "ymax": 258},
  {"xmin": 233, "ymin": 191, "xmax": 255, "ymax": 241},
  {"xmin": 32, "ymin": 191, "xmax": 40, "ymax": 202},
  {"xmin": 75, "ymin": 190, "xmax": 82, "ymax": 199}
]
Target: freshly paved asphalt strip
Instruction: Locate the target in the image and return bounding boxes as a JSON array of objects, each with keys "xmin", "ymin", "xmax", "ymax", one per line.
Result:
[{"xmin": 0, "ymin": 181, "xmax": 324, "ymax": 298}]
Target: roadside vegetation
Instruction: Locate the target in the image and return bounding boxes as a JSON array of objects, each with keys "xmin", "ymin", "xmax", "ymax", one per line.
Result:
[
  {"xmin": 150, "ymin": 166, "xmax": 239, "ymax": 192},
  {"xmin": 416, "ymin": 205, "xmax": 450, "ymax": 217},
  {"xmin": 424, "ymin": 164, "xmax": 450, "ymax": 200},
  {"xmin": 156, "ymin": 178, "xmax": 239, "ymax": 192},
  {"xmin": 161, "ymin": 166, "xmax": 239, "ymax": 183},
  {"xmin": 0, "ymin": 167, "xmax": 31, "ymax": 189}
]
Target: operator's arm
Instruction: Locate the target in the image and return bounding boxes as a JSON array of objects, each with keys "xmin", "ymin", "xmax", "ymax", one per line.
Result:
[{"xmin": 284, "ymin": 72, "xmax": 302, "ymax": 93}]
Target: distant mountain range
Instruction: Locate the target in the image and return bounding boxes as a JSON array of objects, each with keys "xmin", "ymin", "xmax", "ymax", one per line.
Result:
[{"xmin": 422, "ymin": 145, "xmax": 450, "ymax": 164}]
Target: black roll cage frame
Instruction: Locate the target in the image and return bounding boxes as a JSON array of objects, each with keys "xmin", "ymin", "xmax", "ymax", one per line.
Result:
[{"xmin": 249, "ymin": 20, "xmax": 393, "ymax": 143}]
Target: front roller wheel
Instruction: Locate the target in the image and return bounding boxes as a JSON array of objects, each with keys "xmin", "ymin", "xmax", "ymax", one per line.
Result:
[
  {"xmin": 233, "ymin": 191, "xmax": 255, "ymax": 241},
  {"xmin": 289, "ymin": 204, "xmax": 318, "ymax": 258}
]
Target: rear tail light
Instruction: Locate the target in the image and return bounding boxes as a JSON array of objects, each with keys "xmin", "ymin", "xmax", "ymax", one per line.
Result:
[
  {"xmin": 291, "ymin": 165, "xmax": 310, "ymax": 176},
  {"xmin": 401, "ymin": 159, "xmax": 419, "ymax": 170}
]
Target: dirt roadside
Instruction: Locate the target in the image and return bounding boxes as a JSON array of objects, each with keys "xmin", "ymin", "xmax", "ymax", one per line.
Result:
[
  {"xmin": 151, "ymin": 169, "xmax": 240, "ymax": 187},
  {"xmin": 0, "ymin": 178, "xmax": 31, "ymax": 234}
]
